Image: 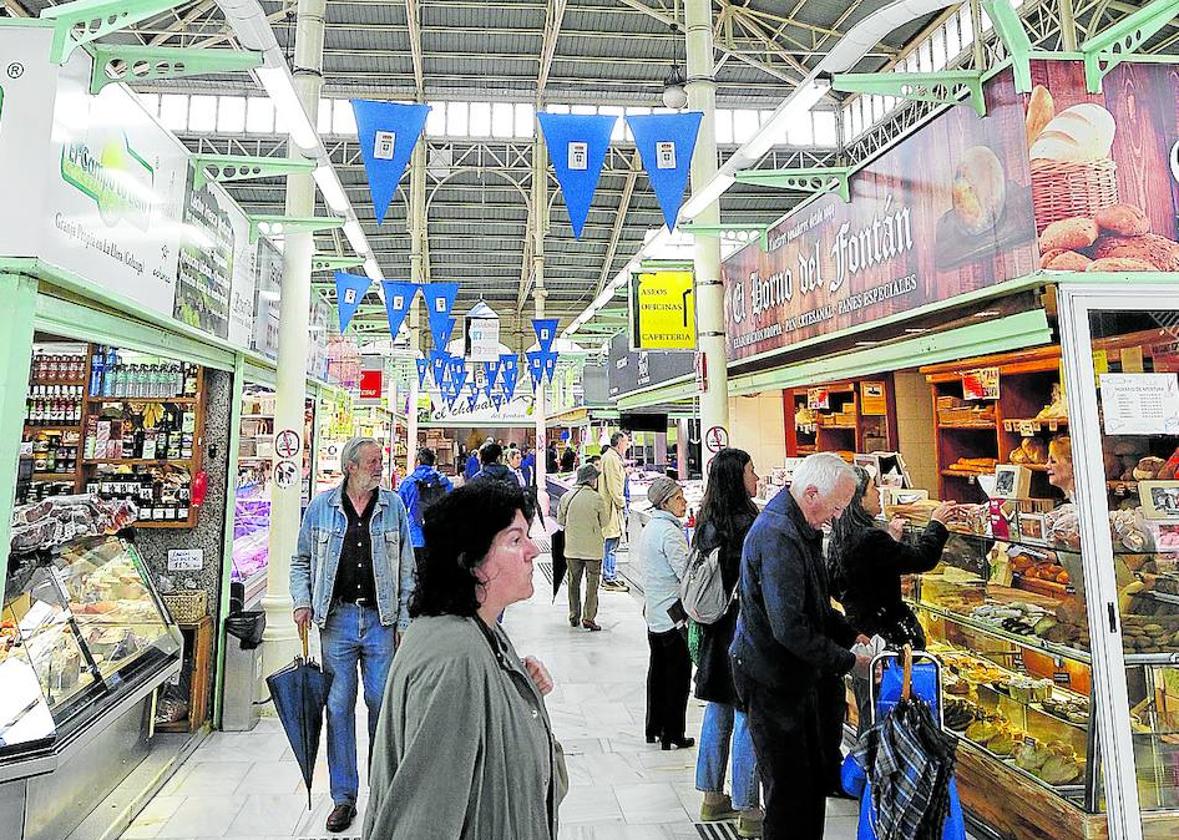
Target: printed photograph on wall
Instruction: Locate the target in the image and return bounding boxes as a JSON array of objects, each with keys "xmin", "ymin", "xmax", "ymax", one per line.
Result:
[
  {"xmin": 174, "ymin": 164, "xmax": 234, "ymax": 338},
  {"xmin": 1026, "ymin": 59, "xmax": 1179, "ymax": 272}
]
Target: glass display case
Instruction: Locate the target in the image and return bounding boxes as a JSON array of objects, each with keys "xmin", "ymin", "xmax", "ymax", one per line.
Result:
[{"xmin": 1, "ymin": 535, "xmax": 181, "ymax": 747}]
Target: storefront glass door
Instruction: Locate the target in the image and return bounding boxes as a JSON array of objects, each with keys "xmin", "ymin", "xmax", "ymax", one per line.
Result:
[{"xmin": 1059, "ymin": 285, "xmax": 1179, "ymax": 840}]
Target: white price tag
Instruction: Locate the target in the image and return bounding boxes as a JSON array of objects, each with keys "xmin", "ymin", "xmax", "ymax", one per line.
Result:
[{"xmin": 167, "ymin": 549, "xmax": 203, "ymax": 572}]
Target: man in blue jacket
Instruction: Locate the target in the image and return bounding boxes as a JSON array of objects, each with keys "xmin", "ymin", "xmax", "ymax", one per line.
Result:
[
  {"xmin": 290, "ymin": 437, "xmax": 416, "ymax": 834},
  {"xmin": 729, "ymin": 452, "xmax": 870, "ymax": 840},
  {"xmin": 397, "ymin": 447, "xmax": 453, "ymax": 564}
]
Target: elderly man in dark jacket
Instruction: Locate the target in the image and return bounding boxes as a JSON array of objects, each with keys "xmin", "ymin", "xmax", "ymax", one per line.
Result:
[{"xmin": 729, "ymin": 452, "xmax": 870, "ymax": 840}]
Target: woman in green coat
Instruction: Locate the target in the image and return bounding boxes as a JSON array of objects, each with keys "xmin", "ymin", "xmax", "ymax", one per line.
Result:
[{"xmin": 363, "ymin": 481, "xmax": 567, "ymax": 840}]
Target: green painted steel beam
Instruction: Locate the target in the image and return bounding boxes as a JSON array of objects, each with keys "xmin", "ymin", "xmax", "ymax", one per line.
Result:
[
  {"xmin": 831, "ymin": 70, "xmax": 986, "ymax": 117},
  {"xmin": 40, "ymin": 0, "xmax": 188, "ymax": 64},
  {"xmin": 735, "ymin": 167, "xmax": 852, "ymax": 203},
  {"xmin": 982, "ymin": 0, "xmax": 1033, "ymax": 93},
  {"xmin": 1081, "ymin": 0, "xmax": 1179, "ymax": 92},
  {"xmin": 90, "ymin": 45, "xmax": 262, "ymax": 95},
  {"xmin": 191, "ymin": 153, "xmax": 315, "ymax": 189},
  {"xmin": 312, "ymin": 254, "xmax": 366, "ymax": 273},
  {"xmin": 248, "ymin": 215, "xmax": 346, "ymax": 243},
  {"xmin": 681, "ymin": 223, "xmax": 770, "ymax": 250}
]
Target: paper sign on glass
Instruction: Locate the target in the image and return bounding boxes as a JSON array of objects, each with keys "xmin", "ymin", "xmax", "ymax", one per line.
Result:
[
  {"xmin": 568, "ymin": 142, "xmax": 588, "ymax": 171},
  {"xmin": 1101, "ymin": 373, "xmax": 1179, "ymax": 435},
  {"xmin": 374, "ymin": 130, "xmax": 396, "ymax": 160},
  {"xmin": 656, "ymin": 141, "xmax": 676, "ymax": 170}
]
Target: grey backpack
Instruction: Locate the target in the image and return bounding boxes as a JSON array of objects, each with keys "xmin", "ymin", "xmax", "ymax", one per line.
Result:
[{"xmin": 679, "ymin": 545, "xmax": 730, "ymax": 624}]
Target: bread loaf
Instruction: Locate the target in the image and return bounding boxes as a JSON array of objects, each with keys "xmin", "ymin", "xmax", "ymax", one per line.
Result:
[
  {"xmin": 1045, "ymin": 251, "xmax": 1093, "ymax": 271},
  {"xmin": 1041, "ymin": 217, "xmax": 1099, "ymax": 251},
  {"xmin": 952, "ymin": 146, "xmax": 1007, "ymax": 234},
  {"xmin": 1026, "ymin": 85, "xmax": 1054, "ymax": 147},
  {"xmin": 1095, "ymin": 203, "xmax": 1150, "ymax": 237},
  {"xmin": 1093, "ymin": 233, "xmax": 1179, "ymax": 271},
  {"xmin": 1087, "ymin": 257, "xmax": 1155, "ymax": 272},
  {"xmin": 1029, "ymin": 104, "xmax": 1116, "ymax": 161}
]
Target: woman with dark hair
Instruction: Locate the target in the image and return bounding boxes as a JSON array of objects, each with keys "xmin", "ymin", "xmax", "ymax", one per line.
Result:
[
  {"xmin": 826, "ymin": 465, "xmax": 954, "ymax": 746},
  {"xmin": 363, "ymin": 482, "xmax": 567, "ymax": 839},
  {"xmin": 691, "ymin": 448, "xmax": 763, "ymax": 836}
]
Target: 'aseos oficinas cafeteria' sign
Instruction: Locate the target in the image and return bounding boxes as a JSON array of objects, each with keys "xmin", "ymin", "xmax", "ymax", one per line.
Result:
[{"xmin": 722, "ymin": 68, "xmax": 1039, "ymax": 364}]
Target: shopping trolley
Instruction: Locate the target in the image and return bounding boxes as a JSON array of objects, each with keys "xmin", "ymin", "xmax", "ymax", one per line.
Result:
[{"xmin": 840, "ymin": 646, "xmax": 967, "ymax": 840}]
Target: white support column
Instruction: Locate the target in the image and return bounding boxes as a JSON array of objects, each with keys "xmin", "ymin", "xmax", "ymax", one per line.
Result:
[
  {"xmin": 685, "ymin": 0, "xmax": 729, "ymax": 473},
  {"xmin": 532, "ymin": 133, "xmax": 549, "ymax": 515},
  {"xmin": 262, "ymin": 0, "xmax": 326, "ymax": 676},
  {"xmin": 407, "ymin": 140, "xmax": 426, "ymax": 464}
]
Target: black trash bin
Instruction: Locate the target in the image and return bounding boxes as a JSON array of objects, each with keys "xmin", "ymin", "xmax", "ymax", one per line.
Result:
[{"xmin": 222, "ymin": 610, "xmax": 267, "ymax": 730}]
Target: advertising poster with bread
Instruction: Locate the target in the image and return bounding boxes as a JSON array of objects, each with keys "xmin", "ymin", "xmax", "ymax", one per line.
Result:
[
  {"xmin": 721, "ymin": 69, "xmax": 1038, "ymax": 364},
  {"xmin": 1026, "ymin": 59, "xmax": 1179, "ymax": 272}
]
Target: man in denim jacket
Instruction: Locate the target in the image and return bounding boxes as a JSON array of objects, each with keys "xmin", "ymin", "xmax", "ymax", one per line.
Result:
[{"xmin": 290, "ymin": 436, "xmax": 415, "ymax": 833}]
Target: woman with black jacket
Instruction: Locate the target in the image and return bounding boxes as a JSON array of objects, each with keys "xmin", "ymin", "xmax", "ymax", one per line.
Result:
[
  {"xmin": 691, "ymin": 448, "xmax": 763, "ymax": 837},
  {"xmin": 827, "ymin": 466, "xmax": 955, "ymax": 735}
]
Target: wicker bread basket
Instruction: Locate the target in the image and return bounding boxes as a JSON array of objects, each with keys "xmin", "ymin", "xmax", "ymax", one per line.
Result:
[
  {"xmin": 1030, "ymin": 158, "xmax": 1119, "ymax": 235},
  {"xmin": 162, "ymin": 590, "xmax": 207, "ymax": 624}
]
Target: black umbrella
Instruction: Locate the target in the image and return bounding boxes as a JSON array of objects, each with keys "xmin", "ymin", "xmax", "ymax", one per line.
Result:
[
  {"xmin": 267, "ymin": 627, "xmax": 333, "ymax": 808},
  {"xmin": 550, "ymin": 529, "xmax": 567, "ymax": 602}
]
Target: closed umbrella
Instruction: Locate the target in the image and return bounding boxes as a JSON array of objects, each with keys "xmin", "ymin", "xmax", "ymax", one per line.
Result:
[
  {"xmin": 266, "ymin": 627, "xmax": 333, "ymax": 808},
  {"xmin": 550, "ymin": 528, "xmax": 567, "ymax": 601}
]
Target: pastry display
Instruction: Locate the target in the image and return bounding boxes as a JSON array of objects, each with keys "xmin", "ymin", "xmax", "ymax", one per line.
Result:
[
  {"xmin": 1034, "ymin": 384, "xmax": 1068, "ymax": 421},
  {"xmin": 1009, "ymin": 438, "xmax": 1048, "ymax": 465},
  {"xmin": 945, "ymin": 458, "xmax": 998, "ymax": 475}
]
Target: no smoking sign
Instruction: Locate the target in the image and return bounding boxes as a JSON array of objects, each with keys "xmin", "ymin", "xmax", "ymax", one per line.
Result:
[
  {"xmin": 705, "ymin": 426, "xmax": 729, "ymax": 453},
  {"xmin": 275, "ymin": 429, "xmax": 301, "ymax": 460}
]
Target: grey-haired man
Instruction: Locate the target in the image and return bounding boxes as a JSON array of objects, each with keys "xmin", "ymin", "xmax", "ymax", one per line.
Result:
[{"xmin": 291, "ymin": 436, "xmax": 415, "ymax": 833}]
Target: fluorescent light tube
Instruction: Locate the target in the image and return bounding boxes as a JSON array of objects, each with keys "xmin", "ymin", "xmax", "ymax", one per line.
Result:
[
  {"xmin": 313, "ymin": 166, "xmax": 349, "ymax": 213},
  {"xmin": 344, "ymin": 219, "xmax": 367, "ymax": 253},
  {"xmin": 256, "ymin": 66, "xmax": 319, "ymax": 151}
]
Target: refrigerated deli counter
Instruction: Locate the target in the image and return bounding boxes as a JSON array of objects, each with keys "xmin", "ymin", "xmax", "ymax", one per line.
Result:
[{"xmin": 1, "ymin": 514, "xmax": 182, "ymax": 840}]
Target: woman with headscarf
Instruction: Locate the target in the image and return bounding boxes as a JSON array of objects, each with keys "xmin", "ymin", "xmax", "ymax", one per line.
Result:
[
  {"xmin": 641, "ymin": 476, "xmax": 696, "ymax": 751},
  {"xmin": 363, "ymin": 481, "xmax": 567, "ymax": 839}
]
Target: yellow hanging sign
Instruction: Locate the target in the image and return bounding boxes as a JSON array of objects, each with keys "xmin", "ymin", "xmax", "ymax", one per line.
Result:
[{"xmin": 630, "ymin": 270, "xmax": 696, "ymax": 350}]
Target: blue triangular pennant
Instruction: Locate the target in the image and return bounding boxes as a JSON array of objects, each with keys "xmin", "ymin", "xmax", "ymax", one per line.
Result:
[
  {"xmin": 526, "ymin": 350, "xmax": 545, "ymax": 389},
  {"xmin": 351, "ymin": 100, "xmax": 431, "ymax": 225},
  {"xmin": 379, "ymin": 281, "xmax": 418, "ymax": 338},
  {"xmin": 482, "ymin": 360, "xmax": 500, "ymax": 397},
  {"xmin": 542, "ymin": 351, "xmax": 559, "ymax": 383},
  {"xmin": 423, "ymin": 282, "xmax": 459, "ymax": 348},
  {"xmin": 536, "ymin": 113, "xmax": 616, "ymax": 239},
  {"xmin": 415, "ymin": 357, "xmax": 428, "ymax": 388},
  {"xmin": 334, "ymin": 271, "xmax": 372, "ymax": 333},
  {"xmin": 500, "ymin": 353, "xmax": 519, "ymax": 399},
  {"xmin": 467, "ymin": 391, "xmax": 479, "ymax": 412},
  {"xmin": 531, "ymin": 318, "xmax": 559, "ymax": 353},
  {"xmin": 492, "ymin": 393, "xmax": 504, "ymax": 410},
  {"xmin": 625, "ymin": 112, "xmax": 703, "ymax": 232},
  {"xmin": 430, "ymin": 350, "xmax": 447, "ymax": 386}
]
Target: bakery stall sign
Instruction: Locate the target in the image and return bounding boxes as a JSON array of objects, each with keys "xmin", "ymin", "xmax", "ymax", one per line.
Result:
[{"xmin": 722, "ymin": 69, "xmax": 1038, "ymax": 363}]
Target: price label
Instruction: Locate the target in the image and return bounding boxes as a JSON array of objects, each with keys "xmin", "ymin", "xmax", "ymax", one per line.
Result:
[
  {"xmin": 167, "ymin": 549, "xmax": 203, "ymax": 572},
  {"xmin": 1018, "ymin": 419, "xmax": 1036, "ymax": 438},
  {"xmin": 1053, "ymin": 670, "xmax": 1072, "ymax": 686}
]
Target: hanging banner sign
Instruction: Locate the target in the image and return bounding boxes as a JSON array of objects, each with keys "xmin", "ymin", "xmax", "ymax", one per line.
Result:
[
  {"xmin": 415, "ymin": 357, "xmax": 429, "ymax": 388},
  {"xmin": 466, "ymin": 315, "xmax": 501, "ymax": 361},
  {"xmin": 500, "ymin": 354, "xmax": 520, "ymax": 398},
  {"xmin": 629, "ymin": 269, "xmax": 696, "ymax": 350},
  {"xmin": 526, "ymin": 350, "xmax": 545, "ymax": 389},
  {"xmin": 626, "ymin": 112, "xmax": 703, "ymax": 232},
  {"xmin": 532, "ymin": 318, "xmax": 560, "ymax": 353},
  {"xmin": 536, "ymin": 112, "xmax": 616, "ymax": 239},
  {"xmin": 492, "ymin": 393, "xmax": 504, "ymax": 410},
  {"xmin": 351, "ymin": 100, "xmax": 431, "ymax": 225},
  {"xmin": 542, "ymin": 351, "xmax": 559, "ymax": 384},
  {"xmin": 359, "ymin": 369, "xmax": 383, "ymax": 403},
  {"xmin": 423, "ymin": 282, "xmax": 459, "ymax": 348},
  {"xmin": 335, "ymin": 271, "xmax": 372, "ymax": 333},
  {"xmin": 430, "ymin": 350, "xmax": 448, "ymax": 386},
  {"xmin": 379, "ymin": 280, "xmax": 418, "ymax": 337},
  {"xmin": 467, "ymin": 391, "xmax": 479, "ymax": 412}
]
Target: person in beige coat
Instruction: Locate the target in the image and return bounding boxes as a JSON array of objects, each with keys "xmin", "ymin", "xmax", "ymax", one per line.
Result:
[
  {"xmin": 557, "ymin": 464, "xmax": 611, "ymax": 631},
  {"xmin": 599, "ymin": 431, "xmax": 630, "ymax": 591}
]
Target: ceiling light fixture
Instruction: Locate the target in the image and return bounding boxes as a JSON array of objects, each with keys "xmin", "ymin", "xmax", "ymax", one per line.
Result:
[{"xmin": 661, "ymin": 23, "xmax": 688, "ymax": 111}]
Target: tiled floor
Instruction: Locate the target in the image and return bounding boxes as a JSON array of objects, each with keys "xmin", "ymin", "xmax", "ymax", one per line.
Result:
[{"xmin": 118, "ymin": 543, "xmax": 862, "ymax": 840}]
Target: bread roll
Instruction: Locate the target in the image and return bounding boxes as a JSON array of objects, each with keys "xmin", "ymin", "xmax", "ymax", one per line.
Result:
[
  {"xmin": 1026, "ymin": 85, "xmax": 1054, "ymax": 147},
  {"xmin": 1093, "ymin": 233, "xmax": 1179, "ymax": 271},
  {"xmin": 1087, "ymin": 257, "xmax": 1155, "ymax": 272},
  {"xmin": 1045, "ymin": 251, "xmax": 1093, "ymax": 271},
  {"xmin": 1095, "ymin": 203, "xmax": 1150, "ymax": 237},
  {"xmin": 1041, "ymin": 217, "xmax": 1099, "ymax": 251}
]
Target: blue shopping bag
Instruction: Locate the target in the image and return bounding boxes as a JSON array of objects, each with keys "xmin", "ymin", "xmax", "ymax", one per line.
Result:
[{"xmin": 840, "ymin": 751, "xmax": 967, "ymax": 840}]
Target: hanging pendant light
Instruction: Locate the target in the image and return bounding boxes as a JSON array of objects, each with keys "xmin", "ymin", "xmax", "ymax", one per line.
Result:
[{"xmin": 662, "ymin": 22, "xmax": 688, "ymax": 110}]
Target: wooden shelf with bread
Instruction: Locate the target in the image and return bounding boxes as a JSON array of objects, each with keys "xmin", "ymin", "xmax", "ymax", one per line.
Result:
[
  {"xmin": 783, "ymin": 376, "xmax": 897, "ymax": 460},
  {"xmin": 922, "ymin": 347, "xmax": 1070, "ymax": 505}
]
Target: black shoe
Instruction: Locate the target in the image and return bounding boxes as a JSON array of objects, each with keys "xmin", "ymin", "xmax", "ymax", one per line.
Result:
[
  {"xmin": 582, "ymin": 619, "xmax": 602, "ymax": 631},
  {"xmin": 645, "ymin": 735, "xmax": 658, "ymax": 744},
  {"xmin": 326, "ymin": 802, "xmax": 357, "ymax": 833},
  {"xmin": 569, "ymin": 617, "xmax": 579, "ymax": 627},
  {"xmin": 661, "ymin": 736, "xmax": 696, "ymax": 751}
]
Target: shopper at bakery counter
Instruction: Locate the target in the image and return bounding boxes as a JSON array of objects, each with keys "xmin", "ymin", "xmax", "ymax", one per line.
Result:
[
  {"xmin": 363, "ymin": 481, "xmax": 567, "ymax": 840},
  {"xmin": 729, "ymin": 452, "xmax": 871, "ymax": 840},
  {"xmin": 290, "ymin": 436, "xmax": 417, "ymax": 834},
  {"xmin": 690, "ymin": 448, "xmax": 763, "ymax": 836}
]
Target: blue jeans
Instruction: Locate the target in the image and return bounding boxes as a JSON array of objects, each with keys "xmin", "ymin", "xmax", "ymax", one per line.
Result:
[
  {"xmin": 602, "ymin": 537, "xmax": 620, "ymax": 582},
  {"xmin": 696, "ymin": 701, "xmax": 760, "ymax": 810},
  {"xmin": 319, "ymin": 602, "xmax": 397, "ymax": 805}
]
